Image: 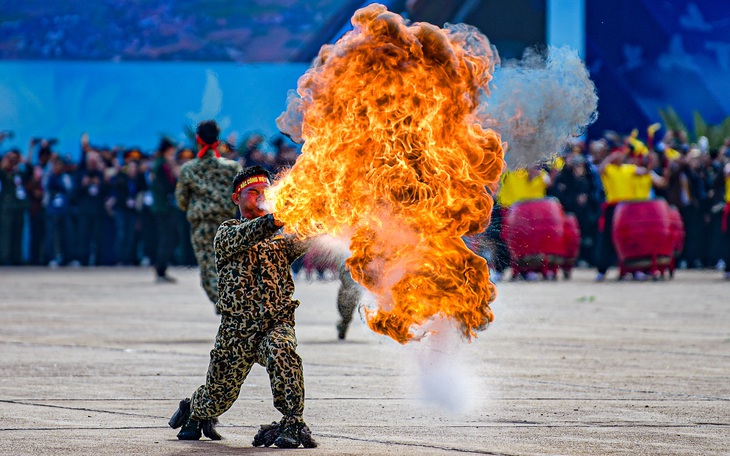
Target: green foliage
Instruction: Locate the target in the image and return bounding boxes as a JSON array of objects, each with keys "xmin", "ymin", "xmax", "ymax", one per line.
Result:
[
  {"xmin": 693, "ymin": 111, "xmax": 730, "ymax": 150},
  {"xmin": 721, "ymin": 117, "xmax": 730, "ymax": 143},
  {"xmin": 659, "ymin": 106, "xmax": 730, "ymax": 150},
  {"xmin": 658, "ymin": 106, "xmax": 687, "ymax": 136},
  {"xmin": 693, "ymin": 111, "xmax": 707, "ymax": 139}
]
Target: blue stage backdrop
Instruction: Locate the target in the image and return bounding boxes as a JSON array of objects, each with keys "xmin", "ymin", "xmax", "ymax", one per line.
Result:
[
  {"xmin": 586, "ymin": 0, "xmax": 730, "ymax": 137},
  {"xmin": 0, "ymin": 62, "xmax": 309, "ymax": 157}
]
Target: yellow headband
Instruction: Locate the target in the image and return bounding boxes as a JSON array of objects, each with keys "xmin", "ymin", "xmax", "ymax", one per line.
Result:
[{"xmin": 235, "ymin": 175, "xmax": 270, "ymax": 195}]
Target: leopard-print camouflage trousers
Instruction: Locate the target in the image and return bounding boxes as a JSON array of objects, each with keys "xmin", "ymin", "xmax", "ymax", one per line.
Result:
[
  {"xmin": 190, "ymin": 221, "xmax": 220, "ymax": 305},
  {"xmin": 337, "ymin": 263, "xmax": 361, "ymax": 334},
  {"xmin": 190, "ymin": 316, "xmax": 305, "ymax": 423}
]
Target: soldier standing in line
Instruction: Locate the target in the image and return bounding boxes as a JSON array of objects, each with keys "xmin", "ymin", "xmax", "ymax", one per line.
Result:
[
  {"xmin": 169, "ymin": 165, "xmax": 317, "ymax": 448},
  {"xmin": 175, "ymin": 120, "xmax": 241, "ymax": 311}
]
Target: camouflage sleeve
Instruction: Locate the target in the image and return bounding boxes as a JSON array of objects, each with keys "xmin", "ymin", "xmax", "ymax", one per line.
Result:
[
  {"xmin": 174, "ymin": 167, "xmax": 190, "ymax": 212},
  {"xmin": 284, "ymin": 235, "xmax": 311, "ymax": 264},
  {"xmin": 215, "ymin": 214, "xmax": 280, "ymax": 261}
]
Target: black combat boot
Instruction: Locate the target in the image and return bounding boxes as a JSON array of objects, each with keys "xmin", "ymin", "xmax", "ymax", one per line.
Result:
[
  {"xmin": 169, "ymin": 397, "xmax": 221, "ymax": 440},
  {"xmin": 201, "ymin": 418, "xmax": 222, "ymax": 440},
  {"xmin": 273, "ymin": 421, "xmax": 300, "ymax": 449},
  {"xmin": 252, "ymin": 422, "xmax": 280, "ymax": 447},
  {"xmin": 168, "ymin": 398, "xmax": 191, "ymax": 429},
  {"xmin": 177, "ymin": 416, "xmax": 222, "ymax": 440},
  {"xmin": 298, "ymin": 422, "xmax": 318, "ymax": 448},
  {"xmin": 273, "ymin": 419, "xmax": 318, "ymax": 449},
  {"xmin": 177, "ymin": 415, "xmax": 202, "ymax": 440},
  {"xmin": 169, "ymin": 398, "xmax": 201, "ymax": 440}
]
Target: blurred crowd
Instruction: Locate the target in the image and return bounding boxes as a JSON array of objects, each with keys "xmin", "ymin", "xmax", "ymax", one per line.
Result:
[
  {"xmin": 0, "ymin": 130, "xmax": 299, "ymax": 269},
  {"xmin": 1, "ymin": 126, "xmax": 730, "ymax": 282},
  {"xmin": 480, "ymin": 127, "xmax": 730, "ymax": 281}
]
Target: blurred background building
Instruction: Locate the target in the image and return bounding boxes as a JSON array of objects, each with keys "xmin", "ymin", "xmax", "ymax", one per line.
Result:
[{"xmin": 0, "ymin": 0, "xmax": 728, "ymax": 156}]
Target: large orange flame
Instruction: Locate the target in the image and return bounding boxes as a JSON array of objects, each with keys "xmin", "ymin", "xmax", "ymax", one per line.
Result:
[{"xmin": 273, "ymin": 3, "xmax": 504, "ymax": 343}]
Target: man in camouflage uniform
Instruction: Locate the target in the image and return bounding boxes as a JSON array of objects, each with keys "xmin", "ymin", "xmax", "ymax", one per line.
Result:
[
  {"xmin": 175, "ymin": 120, "xmax": 241, "ymax": 310},
  {"xmin": 169, "ymin": 165, "xmax": 317, "ymax": 449}
]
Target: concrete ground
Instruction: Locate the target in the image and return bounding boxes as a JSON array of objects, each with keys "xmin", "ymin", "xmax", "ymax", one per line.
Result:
[{"xmin": 0, "ymin": 266, "xmax": 728, "ymax": 455}]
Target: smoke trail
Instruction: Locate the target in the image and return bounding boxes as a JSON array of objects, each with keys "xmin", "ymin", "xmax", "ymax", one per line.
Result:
[
  {"xmin": 476, "ymin": 46, "xmax": 598, "ymax": 168},
  {"xmin": 407, "ymin": 318, "xmax": 479, "ymax": 412}
]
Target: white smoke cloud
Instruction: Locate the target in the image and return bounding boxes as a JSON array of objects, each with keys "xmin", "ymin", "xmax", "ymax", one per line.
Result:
[
  {"xmin": 477, "ymin": 45, "xmax": 598, "ymax": 168},
  {"xmin": 405, "ymin": 318, "xmax": 480, "ymax": 412}
]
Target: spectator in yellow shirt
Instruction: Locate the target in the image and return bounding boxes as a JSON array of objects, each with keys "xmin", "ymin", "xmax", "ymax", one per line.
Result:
[
  {"xmin": 630, "ymin": 151, "xmax": 666, "ymax": 200},
  {"xmin": 497, "ymin": 165, "xmax": 552, "ymax": 208}
]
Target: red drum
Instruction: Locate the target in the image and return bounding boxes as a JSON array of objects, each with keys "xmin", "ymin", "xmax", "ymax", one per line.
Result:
[
  {"xmin": 668, "ymin": 206, "xmax": 685, "ymax": 257},
  {"xmin": 667, "ymin": 206, "xmax": 684, "ymax": 278},
  {"xmin": 563, "ymin": 214, "xmax": 581, "ymax": 265},
  {"xmin": 612, "ymin": 199, "xmax": 674, "ymax": 276},
  {"xmin": 503, "ymin": 198, "xmax": 568, "ymax": 278}
]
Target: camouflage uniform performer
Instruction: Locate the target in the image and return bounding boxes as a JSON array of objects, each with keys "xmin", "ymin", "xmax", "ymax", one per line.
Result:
[
  {"xmin": 175, "ymin": 120, "xmax": 240, "ymax": 309},
  {"xmin": 336, "ymin": 261, "xmax": 362, "ymax": 339},
  {"xmin": 169, "ymin": 166, "xmax": 317, "ymax": 449}
]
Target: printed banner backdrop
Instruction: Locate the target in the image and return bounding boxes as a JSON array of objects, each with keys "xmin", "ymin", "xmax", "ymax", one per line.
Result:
[
  {"xmin": 0, "ymin": 62, "xmax": 309, "ymax": 158},
  {"xmin": 586, "ymin": 0, "xmax": 730, "ymax": 138},
  {"xmin": 0, "ymin": 1, "xmax": 345, "ymax": 63}
]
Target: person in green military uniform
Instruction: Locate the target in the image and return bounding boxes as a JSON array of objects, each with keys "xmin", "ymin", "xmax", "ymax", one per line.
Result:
[
  {"xmin": 169, "ymin": 165, "xmax": 317, "ymax": 448},
  {"xmin": 175, "ymin": 120, "xmax": 241, "ymax": 311}
]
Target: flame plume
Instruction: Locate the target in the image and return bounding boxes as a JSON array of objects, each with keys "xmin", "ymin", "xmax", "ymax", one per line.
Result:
[{"xmin": 273, "ymin": 3, "xmax": 504, "ymax": 343}]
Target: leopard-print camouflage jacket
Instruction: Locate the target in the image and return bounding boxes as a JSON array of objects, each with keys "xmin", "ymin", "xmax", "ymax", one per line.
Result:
[
  {"xmin": 175, "ymin": 153, "xmax": 241, "ymax": 223},
  {"xmin": 214, "ymin": 214, "xmax": 309, "ymax": 326}
]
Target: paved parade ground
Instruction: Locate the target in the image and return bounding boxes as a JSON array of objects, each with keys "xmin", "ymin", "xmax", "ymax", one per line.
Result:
[{"xmin": 1, "ymin": 266, "xmax": 728, "ymax": 455}]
